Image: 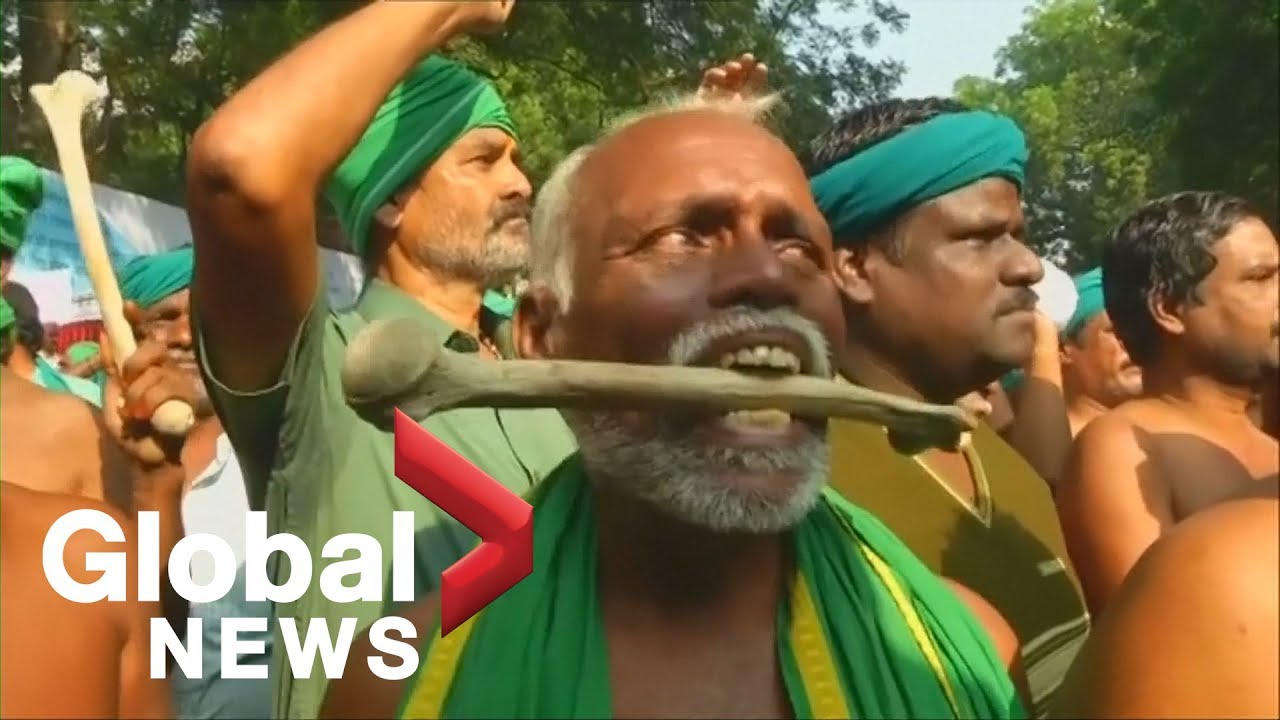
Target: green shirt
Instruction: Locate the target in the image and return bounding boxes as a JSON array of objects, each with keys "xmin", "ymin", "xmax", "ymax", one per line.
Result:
[{"xmin": 195, "ymin": 278, "xmax": 577, "ymax": 720}]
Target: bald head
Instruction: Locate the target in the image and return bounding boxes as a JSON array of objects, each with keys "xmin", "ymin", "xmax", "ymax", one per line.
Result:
[{"xmin": 516, "ymin": 98, "xmax": 846, "ymax": 534}]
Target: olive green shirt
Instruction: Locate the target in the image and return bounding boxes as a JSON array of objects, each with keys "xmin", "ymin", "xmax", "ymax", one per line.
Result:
[
  {"xmin": 829, "ymin": 421, "xmax": 1089, "ymax": 718},
  {"xmin": 196, "ymin": 278, "xmax": 577, "ymax": 720}
]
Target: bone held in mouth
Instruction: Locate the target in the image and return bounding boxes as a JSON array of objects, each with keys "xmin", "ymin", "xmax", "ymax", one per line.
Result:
[{"xmin": 341, "ymin": 316, "xmax": 978, "ymax": 452}]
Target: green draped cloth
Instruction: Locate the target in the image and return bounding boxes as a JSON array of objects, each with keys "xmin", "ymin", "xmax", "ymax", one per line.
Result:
[
  {"xmin": 1063, "ymin": 267, "xmax": 1103, "ymax": 340},
  {"xmin": 33, "ymin": 355, "xmax": 103, "ymax": 407},
  {"xmin": 810, "ymin": 111, "xmax": 1028, "ymax": 244},
  {"xmin": 325, "ymin": 56, "xmax": 517, "ymax": 259},
  {"xmin": 1, "ymin": 155, "xmax": 45, "ymax": 333},
  {"xmin": 118, "ymin": 246, "xmax": 194, "ymax": 308},
  {"xmin": 401, "ymin": 456, "xmax": 1025, "ymax": 719}
]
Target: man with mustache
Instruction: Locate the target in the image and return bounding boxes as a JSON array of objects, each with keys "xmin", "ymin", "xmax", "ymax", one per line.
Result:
[
  {"xmin": 1059, "ymin": 268, "xmax": 1143, "ymax": 436},
  {"xmin": 97, "ymin": 245, "xmax": 274, "ymax": 719},
  {"xmin": 806, "ymin": 97, "xmax": 1089, "ymax": 717},
  {"xmin": 186, "ymin": 3, "xmax": 577, "ymax": 717},
  {"xmin": 324, "ymin": 92, "xmax": 1027, "ymax": 720},
  {"xmin": 1057, "ymin": 191, "xmax": 1279, "ymax": 615}
]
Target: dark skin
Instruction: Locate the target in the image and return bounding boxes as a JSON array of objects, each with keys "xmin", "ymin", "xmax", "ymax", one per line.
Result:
[
  {"xmin": 1062, "ymin": 310, "xmax": 1143, "ymax": 436},
  {"xmin": 187, "ymin": 1, "xmax": 517, "ymax": 397},
  {"xmin": 836, "ymin": 177, "xmax": 1044, "ymax": 501},
  {"xmin": 323, "ymin": 110, "xmax": 1026, "ymax": 720},
  {"xmin": 0, "ymin": 482, "xmax": 173, "ymax": 719},
  {"xmin": 1058, "ymin": 217, "xmax": 1280, "ymax": 614},
  {"xmin": 1053, "ymin": 478, "xmax": 1278, "ymax": 718}
]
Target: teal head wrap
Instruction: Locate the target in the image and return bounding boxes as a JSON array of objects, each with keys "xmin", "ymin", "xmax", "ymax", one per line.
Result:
[
  {"xmin": 1063, "ymin": 267, "xmax": 1104, "ymax": 340},
  {"xmin": 119, "ymin": 246, "xmax": 194, "ymax": 308},
  {"xmin": 809, "ymin": 111, "xmax": 1028, "ymax": 244},
  {"xmin": 1, "ymin": 155, "xmax": 45, "ymax": 255},
  {"xmin": 325, "ymin": 56, "xmax": 517, "ymax": 260}
]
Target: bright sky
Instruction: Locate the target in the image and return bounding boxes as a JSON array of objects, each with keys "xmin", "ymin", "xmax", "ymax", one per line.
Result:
[{"xmin": 827, "ymin": 0, "xmax": 1037, "ymax": 98}]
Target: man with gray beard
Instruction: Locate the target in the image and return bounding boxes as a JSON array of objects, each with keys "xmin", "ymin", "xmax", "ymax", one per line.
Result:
[
  {"xmin": 324, "ymin": 95, "xmax": 1028, "ymax": 719},
  {"xmin": 185, "ymin": 4, "xmax": 577, "ymax": 717}
]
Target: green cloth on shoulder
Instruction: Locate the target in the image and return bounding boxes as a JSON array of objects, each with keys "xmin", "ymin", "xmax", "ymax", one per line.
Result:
[
  {"xmin": 119, "ymin": 246, "xmax": 194, "ymax": 308},
  {"xmin": 325, "ymin": 56, "xmax": 517, "ymax": 260},
  {"xmin": 1063, "ymin": 267, "xmax": 1103, "ymax": 340},
  {"xmin": 402, "ymin": 456, "xmax": 1025, "ymax": 719},
  {"xmin": 810, "ymin": 111, "xmax": 1028, "ymax": 244},
  {"xmin": 34, "ymin": 355, "xmax": 103, "ymax": 407},
  {"xmin": 1, "ymin": 155, "xmax": 44, "ymax": 254}
]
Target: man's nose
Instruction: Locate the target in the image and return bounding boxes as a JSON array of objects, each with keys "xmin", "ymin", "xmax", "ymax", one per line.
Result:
[
  {"xmin": 501, "ymin": 163, "xmax": 533, "ymax": 202},
  {"xmin": 1002, "ymin": 242, "xmax": 1044, "ymax": 287},
  {"xmin": 707, "ymin": 236, "xmax": 799, "ymax": 311}
]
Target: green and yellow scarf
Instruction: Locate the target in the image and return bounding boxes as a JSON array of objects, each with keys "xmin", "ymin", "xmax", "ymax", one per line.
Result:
[{"xmin": 400, "ymin": 455, "xmax": 1025, "ymax": 719}]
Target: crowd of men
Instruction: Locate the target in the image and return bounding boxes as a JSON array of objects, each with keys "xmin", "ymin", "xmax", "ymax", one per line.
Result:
[{"xmin": 1, "ymin": 1, "xmax": 1277, "ymax": 719}]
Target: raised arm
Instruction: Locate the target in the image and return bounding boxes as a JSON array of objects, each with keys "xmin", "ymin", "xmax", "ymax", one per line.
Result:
[
  {"xmin": 1055, "ymin": 414, "xmax": 1174, "ymax": 615},
  {"xmin": 186, "ymin": 0, "xmax": 508, "ymax": 392}
]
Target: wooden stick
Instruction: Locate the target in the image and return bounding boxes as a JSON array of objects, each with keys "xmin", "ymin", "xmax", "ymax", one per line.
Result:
[
  {"xmin": 29, "ymin": 71, "xmax": 193, "ymax": 435},
  {"xmin": 342, "ymin": 316, "xmax": 976, "ymax": 451}
]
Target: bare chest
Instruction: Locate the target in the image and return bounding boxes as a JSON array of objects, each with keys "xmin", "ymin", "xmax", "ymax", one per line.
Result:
[
  {"xmin": 606, "ymin": 614, "xmax": 791, "ymax": 719},
  {"xmin": 1159, "ymin": 431, "xmax": 1279, "ymax": 519}
]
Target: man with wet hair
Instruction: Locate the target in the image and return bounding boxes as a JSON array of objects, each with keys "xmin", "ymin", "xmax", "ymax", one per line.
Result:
[
  {"xmin": 807, "ymin": 96, "xmax": 1088, "ymax": 717},
  {"xmin": 1059, "ymin": 268, "xmax": 1142, "ymax": 436},
  {"xmin": 323, "ymin": 94, "xmax": 1028, "ymax": 720},
  {"xmin": 1058, "ymin": 190, "xmax": 1279, "ymax": 615}
]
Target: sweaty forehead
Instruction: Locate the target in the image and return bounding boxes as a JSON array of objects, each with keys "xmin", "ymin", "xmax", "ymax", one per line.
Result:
[{"xmin": 573, "ymin": 110, "xmax": 818, "ymax": 233}]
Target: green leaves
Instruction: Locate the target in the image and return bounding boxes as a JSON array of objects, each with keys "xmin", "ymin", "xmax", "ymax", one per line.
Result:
[{"xmin": 2, "ymin": 0, "xmax": 905, "ymax": 201}]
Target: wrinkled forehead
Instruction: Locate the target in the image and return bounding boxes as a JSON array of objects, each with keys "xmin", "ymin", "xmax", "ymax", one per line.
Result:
[
  {"xmin": 1212, "ymin": 217, "xmax": 1280, "ymax": 268},
  {"xmin": 570, "ymin": 111, "xmax": 822, "ymax": 249}
]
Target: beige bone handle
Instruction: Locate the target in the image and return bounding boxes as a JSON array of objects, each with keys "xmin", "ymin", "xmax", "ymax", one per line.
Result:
[
  {"xmin": 341, "ymin": 316, "xmax": 977, "ymax": 452},
  {"xmin": 29, "ymin": 71, "xmax": 194, "ymax": 435}
]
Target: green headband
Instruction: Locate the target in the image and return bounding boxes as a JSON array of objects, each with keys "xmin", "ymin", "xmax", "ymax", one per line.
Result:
[
  {"xmin": 325, "ymin": 56, "xmax": 517, "ymax": 260},
  {"xmin": 0, "ymin": 297, "xmax": 14, "ymax": 332},
  {"xmin": 1064, "ymin": 267, "xmax": 1104, "ymax": 340},
  {"xmin": 118, "ymin": 246, "xmax": 194, "ymax": 308},
  {"xmin": 66, "ymin": 340, "xmax": 101, "ymax": 364},
  {"xmin": 810, "ymin": 111, "xmax": 1028, "ymax": 244},
  {"xmin": 1, "ymin": 156, "xmax": 45, "ymax": 255}
]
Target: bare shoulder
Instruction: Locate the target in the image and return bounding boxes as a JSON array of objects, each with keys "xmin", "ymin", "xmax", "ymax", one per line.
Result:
[
  {"xmin": 1053, "ymin": 490, "xmax": 1279, "ymax": 717},
  {"xmin": 322, "ymin": 594, "xmax": 440, "ymax": 720},
  {"xmin": 3, "ymin": 481, "xmax": 133, "ymax": 550}
]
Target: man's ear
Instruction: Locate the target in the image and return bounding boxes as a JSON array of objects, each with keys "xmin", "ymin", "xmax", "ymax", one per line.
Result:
[
  {"xmin": 1148, "ymin": 290, "xmax": 1187, "ymax": 338},
  {"xmin": 832, "ymin": 245, "xmax": 875, "ymax": 305},
  {"xmin": 372, "ymin": 202, "xmax": 404, "ymax": 232},
  {"xmin": 514, "ymin": 284, "xmax": 565, "ymax": 360}
]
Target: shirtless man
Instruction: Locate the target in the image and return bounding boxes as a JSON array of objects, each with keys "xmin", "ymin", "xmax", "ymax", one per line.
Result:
[
  {"xmin": 324, "ymin": 94, "xmax": 1027, "ymax": 720},
  {"xmin": 1058, "ymin": 190, "xmax": 1279, "ymax": 614},
  {"xmin": 1060, "ymin": 268, "xmax": 1142, "ymax": 436},
  {"xmin": 1053, "ymin": 477, "xmax": 1278, "ymax": 718},
  {"xmin": 0, "ymin": 483, "xmax": 173, "ymax": 718}
]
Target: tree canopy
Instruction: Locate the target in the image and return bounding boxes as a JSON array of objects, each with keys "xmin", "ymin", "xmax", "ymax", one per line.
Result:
[
  {"xmin": 955, "ymin": 0, "xmax": 1277, "ymax": 270},
  {"xmin": 2, "ymin": 0, "xmax": 907, "ymax": 206}
]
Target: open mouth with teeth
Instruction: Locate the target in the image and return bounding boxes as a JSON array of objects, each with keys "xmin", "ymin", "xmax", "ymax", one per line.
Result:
[{"xmin": 689, "ymin": 330, "xmax": 818, "ymax": 443}]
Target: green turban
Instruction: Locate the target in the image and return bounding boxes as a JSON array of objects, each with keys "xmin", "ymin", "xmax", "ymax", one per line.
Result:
[
  {"xmin": 1, "ymin": 155, "xmax": 45, "ymax": 255},
  {"xmin": 324, "ymin": 56, "xmax": 517, "ymax": 260},
  {"xmin": 66, "ymin": 340, "xmax": 101, "ymax": 364},
  {"xmin": 810, "ymin": 111, "xmax": 1028, "ymax": 244},
  {"xmin": 0, "ymin": 297, "xmax": 14, "ymax": 332},
  {"xmin": 1064, "ymin": 267, "xmax": 1104, "ymax": 340},
  {"xmin": 119, "ymin": 246, "xmax": 194, "ymax": 308}
]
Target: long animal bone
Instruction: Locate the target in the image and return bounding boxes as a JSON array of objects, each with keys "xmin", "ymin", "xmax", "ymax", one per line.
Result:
[
  {"xmin": 342, "ymin": 316, "xmax": 977, "ymax": 452},
  {"xmin": 29, "ymin": 71, "xmax": 194, "ymax": 436}
]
